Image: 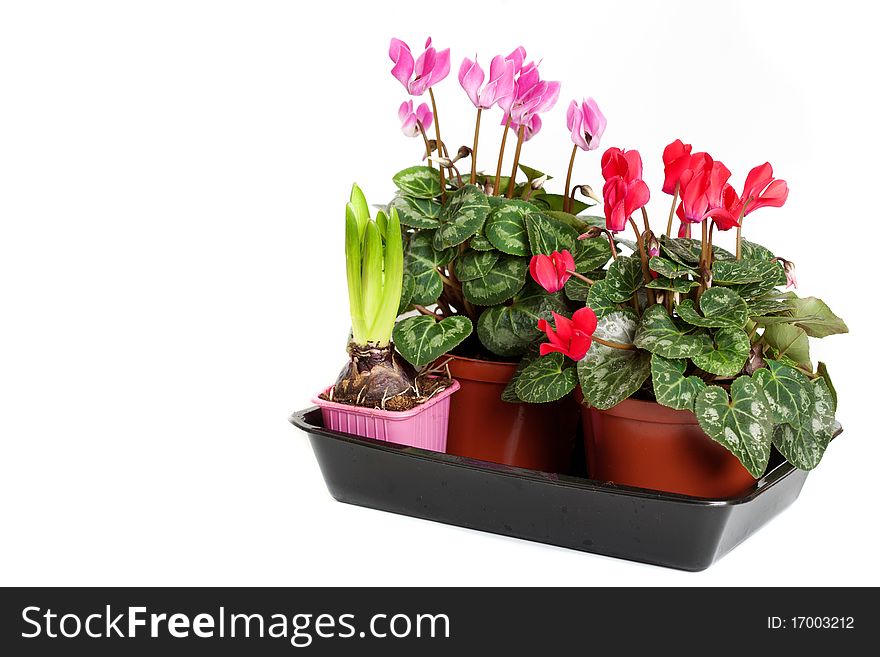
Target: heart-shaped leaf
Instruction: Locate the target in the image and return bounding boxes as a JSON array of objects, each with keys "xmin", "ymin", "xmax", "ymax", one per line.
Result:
[
  {"xmin": 433, "ymin": 185, "xmax": 491, "ymax": 250},
  {"xmin": 564, "ymin": 276, "xmax": 592, "ymax": 301},
  {"xmin": 646, "ymin": 276, "xmax": 698, "ymax": 293},
  {"xmin": 651, "ymin": 354, "xmax": 707, "ymax": 411},
  {"xmin": 469, "ymin": 232, "xmax": 495, "ymax": 251},
  {"xmin": 649, "ymin": 256, "xmax": 696, "ymax": 279},
  {"xmin": 773, "ymin": 378, "xmax": 835, "ymax": 470},
  {"xmin": 772, "ymin": 378, "xmax": 836, "ymax": 470},
  {"xmin": 752, "ymin": 358, "xmax": 814, "ymax": 428},
  {"xmin": 393, "ymin": 315, "xmax": 473, "ymax": 367},
  {"xmin": 404, "ymin": 232, "xmax": 454, "ymax": 305},
  {"xmin": 462, "ymin": 254, "xmax": 528, "ymax": 306},
  {"xmin": 603, "ymin": 256, "xmax": 644, "ymax": 303},
  {"xmin": 484, "ymin": 198, "xmax": 533, "ymax": 256},
  {"xmin": 525, "ymin": 211, "xmax": 580, "ymax": 256},
  {"xmin": 691, "ymin": 327, "xmax": 750, "ymax": 377},
  {"xmin": 578, "ymin": 310, "xmax": 651, "ymax": 410},
  {"xmin": 392, "ymin": 166, "xmax": 442, "ymax": 199},
  {"xmin": 633, "ymin": 304, "xmax": 714, "ymax": 358},
  {"xmin": 515, "ymin": 352, "xmax": 578, "ymax": 403},
  {"xmin": 748, "ymin": 297, "xmax": 795, "ymax": 317},
  {"xmin": 677, "ymin": 287, "xmax": 749, "ymax": 328},
  {"xmin": 389, "ymin": 194, "xmax": 441, "ymax": 228},
  {"xmin": 586, "ymin": 279, "xmax": 620, "ymax": 318},
  {"xmin": 695, "ymin": 377, "xmax": 773, "ymax": 478},
  {"xmin": 712, "ymin": 259, "xmax": 783, "ymax": 285},
  {"xmin": 453, "ymin": 249, "xmax": 500, "ymax": 282},
  {"xmin": 476, "ymin": 283, "xmax": 567, "ymax": 356}
]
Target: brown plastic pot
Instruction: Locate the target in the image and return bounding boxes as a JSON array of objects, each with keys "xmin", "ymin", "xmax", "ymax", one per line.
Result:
[
  {"xmin": 443, "ymin": 355, "xmax": 578, "ymax": 473},
  {"xmin": 578, "ymin": 392, "xmax": 757, "ymax": 498}
]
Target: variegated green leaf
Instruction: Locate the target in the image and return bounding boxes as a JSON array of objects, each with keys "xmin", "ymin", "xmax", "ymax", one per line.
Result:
[
  {"xmin": 454, "ymin": 249, "xmax": 499, "ymax": 282},
  {"xmin": 578, "ymin": 310, "xmax": 651, "ymax": 410},
  {"xmin": 740, "ymin": 238, "xmax": 774, "ymax": 261},
  {"xmin": 677, "ymin": 287, "xmax": 749, "ymax": 328},
  {"xmin": 393, "ymin": 315, "xmax": 473, "ymax": 368},
  {"xmin": 515, "ymin": 352, "xmax": 578, "ymax": 403},
  {"xmin": 691, "ymin": 327, "xmax": 750, "ymax": 377},
  {"xmin": 433, "ymin": 184, "xmax": 491, "ymax": 250},
  {"xmin": 586, "ymin": 279, "xmax": 620, "ymax": 318},
  {"xmin": 484, "ymin": 198, "xmax": 532, "ymax": 256},
  {"xmin": 651, "ymin": 354, "xmax": 707, "ymax": 411},
  {"xmin": 461, "ymin": 254, "xmax": 528, "ymax": 306},
  {"xmin": 476, "ymin": 283, "xmax": 567, "ymax": 356},
  {"xmin": 501, "ymin": 347, "xmax": 539, "ymax": 402},
  {"xmin": 389, "ymin": 194, "xmax": 441, "ymax": 228},
  {"xmin": 646, "ymin": 276, "xmax": 698, "ymax": 293},
  {"xmin": 564, "ymin": 277, "xmax": 592, "ymax": 301},
  {"xmin": 817, "ymin": 362, "xmax": 837, "ymax": 408},
  {"xmin": 525, "ymin": 211, "xmax": 580, "ymax": 256},
  {"xmin": 748, "ymin": 297, "xmax": 795, "ymax": 317},
  {"xmin": 397, "ymin": 272, "xmax": 415, "ymax": 315},
  {"xmin": 649, "ymin": 256, "xmax": 696, "ymax": 279},
  {"xmin": 573, "ymin": 236, "xmax": 611, "ymax": 272},
  {"xmin": 753, "ymin": 358, "xmax": 814, "ymax": 428},
  {"xmin": 404, "ymin": 231, "xmax": 453, "ymax": 305},
  {"xmin": 712, "ymin": 259, "xmax": 783, "ymax": 285},
  {"xmin": 633, "ymin": 304, "xmax": 714, "ymax": 358},
  {"xmin": 469, "ymin": 232, "xmax": 495, "ymax": 251},
  {"xmin": 695, "ymin": 377, "xmax": 773, "ymax": 478},
  {"xmin": 729, "ymin": 264, "xmax": 787, "ymax": 299},
  {"xmin": 392, "ymin": 166, "xmax": 442, "ymax": 199},
  {"xmin": 772, "ymin": 378, "xmax": 836, "ymax": 470},
  {"xmin": 604, "ymin": 256, "xmax": 643, "ymax": 303}
]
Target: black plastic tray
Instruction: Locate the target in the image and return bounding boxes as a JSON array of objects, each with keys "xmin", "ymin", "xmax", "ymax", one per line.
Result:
[{"xmin": 290, "ymin": 407, "xmax": 822, "ymax": 571}]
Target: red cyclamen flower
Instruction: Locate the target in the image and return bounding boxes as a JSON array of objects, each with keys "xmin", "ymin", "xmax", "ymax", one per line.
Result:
[
  {"xmin": 677, "ymin": 155, "xmax": 738, "ymax": 229},
  {"xmin": 389, "ymin": 37, "xmax": 451, "ymax": 96},
  {"xmin": 740, "ymin": 162, "xmax": 789, "ymax": 215},
  {"xmin": 537, "ymin": 308, "xmax": 598, "ymax": 361},
  {"xmin": 600, "ymin": 147, "xmax": 650, "ymax": 232},
  {"xmin": 529, "ymin": 250, "xmax": 576, "ymax": 293},
  {"xmin": 662, "ymin": 139, "xmax": 693, "ymax": 195}
]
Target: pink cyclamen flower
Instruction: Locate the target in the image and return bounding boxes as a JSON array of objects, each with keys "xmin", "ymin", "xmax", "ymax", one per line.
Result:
[
  {"xmin": 398, "ymin": 100, "xmax": 433, "ymax": 138},
  {"xmin": 458, "ymin": 55, "xmax": 515, "ymax": 109},
  {"xmin": 389, "ymin": 37, "xmax": 451, "ymax": 96},
  {"xmin": 505, "ymin": 46, "xmax": 527, "ymax": 75},
  {"xmin": 529, "ymin": 250, "xmax": 576, "ymax": 293},
  {"xmin": 510, "ymin": 77, "xmax": 561, "ymax": 125},
  {"xmin": 502, "ymin": 112, "xmax": 542, "ymax": 141},
  {"xmin": 537, "ymin": 308, "xmax": 598, "ymax": 361},
  {"xmin": 567, "ymin": 98, "xmax": 607, "ymax": 151}
]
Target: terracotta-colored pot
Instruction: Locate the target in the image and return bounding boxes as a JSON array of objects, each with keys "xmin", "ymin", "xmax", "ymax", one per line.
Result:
[
  {"xmin": 444, "ymin": 355, "xmax": 578, "ymax": 472},
  {"xmin": 579, "ymin": 393, "xmax": 757, "ymax": 498}
]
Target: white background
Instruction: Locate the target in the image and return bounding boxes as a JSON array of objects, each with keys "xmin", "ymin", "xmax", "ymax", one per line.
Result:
[{"xmin": 1, "ymin": 0, "xmax": 877, "ymax": 586}]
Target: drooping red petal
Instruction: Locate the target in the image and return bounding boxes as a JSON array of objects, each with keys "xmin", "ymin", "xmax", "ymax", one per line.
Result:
[
  {"xmin": 624, "ymin": 179, "xmax": 651, "ymax": 216},
  {"xmin": 572, "ymin": 306, "xmax": 598, "ymax": 336},
  {"xmin": 742, "ymin": 162, "xmax": 774, "ymax": 202},
  {"xmin": 567, "ymin": 330, "xmax": 593, "ymax": 361},
  {"xmin": 550, "ymin": 311, "xmax": 573, "ymax": 344},
  {"xmin": 747, "ymin": 179, "xmax": 789, "ymax": 214},
  {"xmin": 530, "ymin": 254, "xmax": 560, "ymax": 292}
]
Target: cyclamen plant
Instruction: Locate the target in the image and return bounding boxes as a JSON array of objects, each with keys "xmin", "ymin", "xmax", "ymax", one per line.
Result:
[
  {"xmin": 387, "ymin": 38, "xmax": 611, "ymax": 376},
  {"xmin": 377, "ymin": 37, "xmax": 845, "ymax": 477}
]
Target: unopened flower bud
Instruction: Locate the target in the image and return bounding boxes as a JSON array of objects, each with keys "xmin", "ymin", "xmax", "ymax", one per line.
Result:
[
  {"xmin": 645, "ymin": 230, "xmax": 660, "ymax": 258},
  {"xmin": 579, "ymin": 226, "xmax": 604, "ymax": 240},
  {"xmin": 575, "ymin": 184, "xmax": 600, "ymax": 203},
  {"xmin": 530, "ymin": 174, "xmax": 548, "ymax": 190},
  {"xmin": 455, "ymin": 146, "xmax": 472, "ymax": 162}
]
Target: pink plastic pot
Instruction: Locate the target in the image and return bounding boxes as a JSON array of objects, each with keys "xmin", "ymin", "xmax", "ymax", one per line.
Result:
[{"xmin": 311, "ymin": 380, "xmax": 459, "ymax": 452}]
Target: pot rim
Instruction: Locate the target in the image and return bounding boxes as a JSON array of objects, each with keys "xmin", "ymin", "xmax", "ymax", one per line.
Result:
[
  {"xmin": 311, "ymin": 379, "xmax": 460, "ymax": 420},
  {"xmin": 588, "ymin": 396, "xmax": 701, "ymax": 425},
  {"xmin": 440, "ymin": 353, "xmax": 518, "ymax": 384}
]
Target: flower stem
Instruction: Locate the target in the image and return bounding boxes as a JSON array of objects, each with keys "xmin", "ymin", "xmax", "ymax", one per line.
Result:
[
  {"xmin": 417, "ymin": 122, "xmax": 433, "ymax": 167},
  {"xmin": 697, "ymin": 220, "xmax": 710, "ymax": 298},
  {"xmin": 593, "ymin": 336, "xmax": 636, "ymax": 351},
  {"xmin": 428, "ymin": 88, "xmax": 446, "ymax": 203},
  {"xmin": 628, "ymin": 216, "xmax": 655, "ymax": 305},
  {"xmin": 493, "ymin": 118, "xmax": 512, "ymax": 196},
  {"xmin": 665, "ymin": 182, "xmax": 679, "ymax": 237},
  {"xmin": 563, "ymin": 144, "xmax": 578, "ymax": 213},
  {"xmin": 565, "ymin": 270, "xmax": 594, "ymax": 285},
  {"xmin": 640, "ymin": 206, "xmax": 652, "ymax": 235},
  {"xmin": 505, "ymin": 124, "xmax": 526, "ymax": 199},
  {"xmin": 470, "ymin": 108, "xmax": 482, "ymax": 185}
]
